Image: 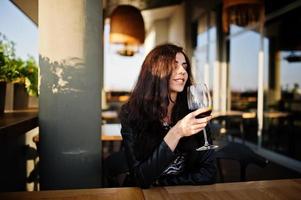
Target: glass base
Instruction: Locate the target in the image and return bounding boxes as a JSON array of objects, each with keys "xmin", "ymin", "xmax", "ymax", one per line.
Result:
[{"xmin": 196, "ymin": 145, "xmax": 218, "ymax": 151}]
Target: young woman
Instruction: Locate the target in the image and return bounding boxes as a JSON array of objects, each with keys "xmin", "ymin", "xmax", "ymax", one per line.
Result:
[{"xmin": 120, "ymin": 44, "xmax": 216, "ymax": 188}]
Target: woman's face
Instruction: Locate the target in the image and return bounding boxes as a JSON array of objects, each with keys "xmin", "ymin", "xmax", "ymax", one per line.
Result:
[{"xmin": 169, "ymin": 52, "xmax": 188, "ymax": 96}]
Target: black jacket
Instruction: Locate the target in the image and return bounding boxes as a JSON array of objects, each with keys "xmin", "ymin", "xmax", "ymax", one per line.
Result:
[{"xmin": 121, "ymin": 115, "xmax": 217, "ymax": 188}]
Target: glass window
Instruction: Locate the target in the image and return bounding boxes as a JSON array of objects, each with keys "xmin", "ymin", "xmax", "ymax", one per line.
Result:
[
  {"xmin": 228, "ymin": 25, "xmax": 260, "ymax": 144},
  {"xmin": 230, "ymin": 25, "xmax": 260, "ymax": 112},
  {"xmin": 262, "ymin": 7, "xmax": 301, "ymax": 160},
  {"xmin": 194, "ymin": 12, "xmax": 217, "ymax": 91},
  {"xmin": 226, "ymin": 2, "xmax": 301, "ymax": 161},
  {"xmin": 263, "ymin": 6, "xmax": 301, "ymax": 161}
]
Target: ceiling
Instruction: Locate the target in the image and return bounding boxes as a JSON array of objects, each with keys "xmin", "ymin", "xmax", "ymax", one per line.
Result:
[
  {"xmin": 10, "ymin": 0, "xmax": 183, "ymax": 26},
  {"xmin": 141, "ymin": 5, "xmax": 180, "ymax": 32},
  {"xmin": 10, "ymin": 0, "xmax": 38, "ymax": 25},
  {"xmin": 104, "ymin": 0, "xmax": 182, "ymax": 14}
]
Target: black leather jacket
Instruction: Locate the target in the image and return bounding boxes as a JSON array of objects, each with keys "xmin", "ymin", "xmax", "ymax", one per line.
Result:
[{"xmin": 121, "ymin": 118, "xmax": 217, "ymax": 188}]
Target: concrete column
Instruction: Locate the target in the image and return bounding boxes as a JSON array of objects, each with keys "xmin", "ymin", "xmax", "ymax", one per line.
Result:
[
  {"xmin": 169, "ymin": 4, "xmax": 185, "ymax": 48},
  {"xmin": 39, "ymin": 0, "xmax": 102, "ymax": 189},
  {"xmin": 213, "ymin": 61, "xmax": 220, "ymax": 111},
  {"xmin": 216, "ymin": 6, "xmax": 229, "ymax": 112},
  {"xmin": 154, "ymin": 19, "xmax": 169, "ymax": 45},
  {"xmin": 184, "ymin": 1, "xmax": 193, "ymax": 58},
  {"xmin": 273, "ymin": 51, "xmax": 281, "ymax": 101},
  {"xmin": 268, "ymin": 39, "xmax": 281, "ymax": 105}
]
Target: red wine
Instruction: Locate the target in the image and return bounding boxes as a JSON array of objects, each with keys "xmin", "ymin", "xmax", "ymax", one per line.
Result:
[{"xmin": 190, "ymin": 109, "xmax": 212, "ymax": 118}]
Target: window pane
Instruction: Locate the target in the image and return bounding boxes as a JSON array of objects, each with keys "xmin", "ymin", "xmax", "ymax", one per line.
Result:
[
  {"xmin": 229, "ymin": 26, "xmax": 260, "ymax": 144},
  {"xmin": 230, "ymin": 27, "xmax": 260, "ymax": 110},
  {"xmin": 263, "ymin": 6, "xmax": 301, "ymax": 161}
]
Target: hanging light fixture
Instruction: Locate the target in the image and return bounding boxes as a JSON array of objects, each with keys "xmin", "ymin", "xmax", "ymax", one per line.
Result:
[
  {"xmin": 284, "ymin": 52, "xmax": 301, "ymax": 63},
  {"xmin": 222, "ymin": 0, "xmax": 264, "ymax": 33},
  {"xmin": 110, "ymin": 5, "xmax": 145, "ymax": 56}
]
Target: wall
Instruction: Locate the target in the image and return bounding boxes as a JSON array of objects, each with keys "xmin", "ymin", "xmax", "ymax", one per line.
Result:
[{"xmin": 168, "ymin": 4, "xmax": 185, "ymax": 48}]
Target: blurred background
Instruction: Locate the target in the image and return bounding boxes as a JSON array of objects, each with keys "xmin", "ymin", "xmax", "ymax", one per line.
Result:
[{"xmin": 0, "ymin": 0, "xmax": 300, "ymax": 192}]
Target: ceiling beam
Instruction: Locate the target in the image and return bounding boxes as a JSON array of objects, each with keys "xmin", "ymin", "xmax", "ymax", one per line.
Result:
[{"xmin": 10, "ymin": 0, "xmax": 38, "ymax": 25}]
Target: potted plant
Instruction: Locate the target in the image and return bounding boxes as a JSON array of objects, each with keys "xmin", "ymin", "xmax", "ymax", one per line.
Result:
[
  {"xmin": 0, "ymin": 33, "xmax": 19, "ymax": 114},
  {"xmin": 0, "ymin": 33, "xmax": 39, "ymax": 113},
  {"xmin": 16, "ymin": 56, "xmax": 38, "ymax": 97},
  {"xmin": 13, "ymin": 56, "xmax": 39, "ymax": 109}
]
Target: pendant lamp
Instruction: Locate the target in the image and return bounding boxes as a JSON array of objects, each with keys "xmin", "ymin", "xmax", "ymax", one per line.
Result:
[
  {"xmin": 110, "ymin": 5, "xmax": 145, "ymax": 56},
  {"xmin": 222, "ymin": 0, "xmax": 264, "ymax": 33}
]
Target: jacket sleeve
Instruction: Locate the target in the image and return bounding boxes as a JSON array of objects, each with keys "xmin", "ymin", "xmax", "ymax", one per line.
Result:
[{"xmin": 121, "ymin": 123, "xmax": 177, "ymax": 188}]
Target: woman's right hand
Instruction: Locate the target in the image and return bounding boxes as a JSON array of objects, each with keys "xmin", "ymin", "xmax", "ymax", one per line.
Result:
[
  {"xmin": 171, "ymin": 108, "xmax": 212, "ymax": 139},
  {"xmin": 164, "ymin": 108, "xmax": 212, "ymax": 151}
]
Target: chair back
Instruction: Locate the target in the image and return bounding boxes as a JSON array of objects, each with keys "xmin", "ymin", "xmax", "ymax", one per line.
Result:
[
  {"xmin": 215, "ymin": 142, "xmax": 269, "ymax": 182},
  {"xmin": 103, "ymin": 151, "xmax": 129, "ymax": 187}
]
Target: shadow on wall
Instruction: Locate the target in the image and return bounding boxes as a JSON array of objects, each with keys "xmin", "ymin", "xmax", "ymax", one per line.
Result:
[
  {"xmin": 38, "ymin": 55, "xmax": 102, "ymax": 189},
  {"xmin": 39, "ymin": 56, "xmax": 86, "ymax": 95}
]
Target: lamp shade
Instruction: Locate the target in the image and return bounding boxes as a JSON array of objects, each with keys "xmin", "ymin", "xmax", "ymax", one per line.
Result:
[
  {"xmin": 110, "ymin": 5, "xmax": 145, "ymax": 45},
  {"xmin": 222, "ymin": 0, "xmax": 264, "ymax": 32}
]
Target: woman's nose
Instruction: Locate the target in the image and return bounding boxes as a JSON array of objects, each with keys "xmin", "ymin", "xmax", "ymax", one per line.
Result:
[{"xmin": 177, "ymin": 65, "xmax": 186, "ymax": 74}]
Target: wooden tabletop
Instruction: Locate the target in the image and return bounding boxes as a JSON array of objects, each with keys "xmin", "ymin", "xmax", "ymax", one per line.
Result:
[
  {"xmin": 101, "ymin": 134, "xmax": 123, "ymax": 141},
  {"xmin": 0, "ymin": 187, "xmax": 144, "ymax": 200},
  {"xmin": 101, "ymin": 123, "xmax": 122, "ymax": 141},
  {"xmin": 264, "ymin": 111, "xmax": 290, "ymax": 119},
  {"xmin": 212, "ymin": 110, "xmax": 291, "ymax": 120},
  {"xmin": 0, "ymin": 109, "xmax": 38, "ymax": 134},
  {"xmin": 29, "ymin": 123, "xmax": 123, "ymax": 142},
  {"xmin": 212, "ymin": 110, "xmax": 256, "ymax": 119},
  {"xmin": 143, "ymin": 179, "xmax": 301, "ymax": 200},
  {"xmin": 0, "ymin": 179, "xmax": 300, "ymax": 200},
  {"xmin": 212, "ymin": 110, "xmax": 244, "ymax": 118}
]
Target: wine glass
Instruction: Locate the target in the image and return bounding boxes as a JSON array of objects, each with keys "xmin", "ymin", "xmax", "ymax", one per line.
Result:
[{"xmin": 187, "ymin": 83, "xmax": 218, "ymax": 151}]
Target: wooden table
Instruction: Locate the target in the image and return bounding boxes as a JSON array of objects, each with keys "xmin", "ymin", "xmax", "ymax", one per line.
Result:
[
  {"xmin": 213, "ymin": 110, "xmax": 291, "ymax": 120},
  {"xmin": 0, "ymin": 109, "xmax": 38, "ymax": 134},
  {"xmin": 212, "ymin": 110, "xmax": 256, "ymax": 119},
  {"xmin": 264, "ymin": 111, "xmax": 290, "ymax": 119},
  {"xmin": 101, "ymin": 123, "xmax": 122, "ymax": 141},
  {"xmin": 0, "ymin": 179, "xmax": 300, "ymax": 200},
  {"xmin": 143, "ymin": 179, "xmax": 301, "ymax": 200},
  {"xmin": 212, "ymin": 110, "xmax": 244, "ymax": 118},
  {"xmin": 0, "ymin": 110, "xmax": 39, "ymax": 192},
  {"xmin": 102, "ymin": 110, "xmax": 119, "ymax": 123},
  {"xmin": 31, "ymin": 123, "xmax": 123, "ymax": 142},
  {"xmin": 0, "ymin": 187, "xmax": 144, "ymax": 200}
]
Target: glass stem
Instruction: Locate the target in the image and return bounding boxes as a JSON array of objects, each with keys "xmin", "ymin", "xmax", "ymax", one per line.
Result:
[{"xmin": 203, "ymin": 127, "xmax": 209, "ymax": 146}]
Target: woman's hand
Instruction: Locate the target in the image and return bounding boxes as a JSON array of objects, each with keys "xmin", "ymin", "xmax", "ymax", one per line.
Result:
[
  {"xmin": 164, "ymin": 108, "xmax": 212, "ymax": 151},
  {"xmin": 172, "ymin": 108, "xmax": 212, "ymax": 138}
]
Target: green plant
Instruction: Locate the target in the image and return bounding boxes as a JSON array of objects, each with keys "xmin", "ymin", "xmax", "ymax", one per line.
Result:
[
  {"xmin": 0, "ymin": 33, "xmax": 39, "ymax": 96},
  {"xmin": 16, "ymin": 57, "xmax": 39, "ymax": 96},
  {"xmin": 0, "ymin": 33, "xmax": 19, "ymax": 82}
]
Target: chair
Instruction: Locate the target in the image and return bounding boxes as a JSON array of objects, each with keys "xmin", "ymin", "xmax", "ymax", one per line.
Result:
[
  {"xmin": 213, "ymin": 115, "xmax": 245, "ymax": 143},
  {"xmin": 215, "ymin": 142, "xmax": 269, "ymax": 182},
  {"xmin": 26, "ymin": 135, "xmax": 40, "ymax": 191},
  {"xmin": 103, "ymin": 151, "xmax": 129, "ymax": 187}
]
